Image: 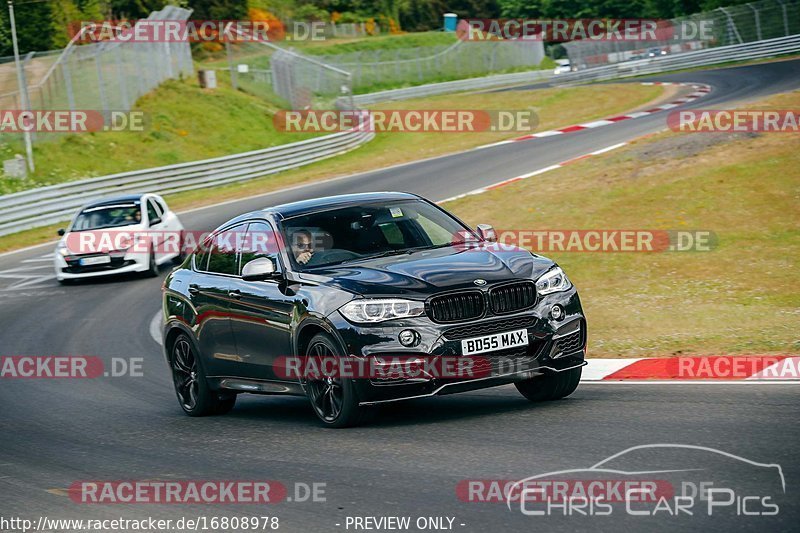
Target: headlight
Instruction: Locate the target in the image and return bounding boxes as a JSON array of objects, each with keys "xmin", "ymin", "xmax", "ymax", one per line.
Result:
[
  {"xmin": 536, "ymin": 266, "xmax": 572, "ymax": 295},
  {"xmin": 56, "ymin": 242, "xmax": 70, "ymax": 257},
  {"xmin": 339, "ymin": 298, "xmax": 425, "ymax": 324}
]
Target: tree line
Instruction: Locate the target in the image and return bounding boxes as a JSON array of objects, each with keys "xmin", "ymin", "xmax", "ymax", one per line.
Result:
[{"xmin": 0, "ymin": 0, "xmax": 760, "ymax": 56}]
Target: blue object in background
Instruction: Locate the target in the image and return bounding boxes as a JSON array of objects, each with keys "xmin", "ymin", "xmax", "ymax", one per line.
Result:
[{"xmin": 443, "ymin": 13, "xmax": 458, "ymax": 32}]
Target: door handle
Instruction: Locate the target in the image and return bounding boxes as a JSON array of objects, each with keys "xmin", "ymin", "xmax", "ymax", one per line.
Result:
[
  {"xmin": 228, "ymin": 289, "xmax": 242, "ymax": 299},
  {"xmin": 188, "ymin": 284, "xmax": 199, "ymax": 295}
]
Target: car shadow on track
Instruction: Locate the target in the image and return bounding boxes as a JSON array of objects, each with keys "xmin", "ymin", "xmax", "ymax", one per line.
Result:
[
  {"xmin": 60, "ymin": 271, "xmax": 169, "ymax": 286},
  {"xmin": 222, "ymin": 390, "xmax": 585, "ymax": 429}
]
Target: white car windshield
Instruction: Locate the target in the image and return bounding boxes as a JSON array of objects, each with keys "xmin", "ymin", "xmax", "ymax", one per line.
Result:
[{"xmin": 71, "ymin": 202, "xmax": 142, "ymax": 231}]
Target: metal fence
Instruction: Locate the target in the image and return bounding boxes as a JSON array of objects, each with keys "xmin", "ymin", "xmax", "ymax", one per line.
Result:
[
  {"xmin": 0, "ymin": 127, "xmax": 374, "ymax": 236},
  {"xmin": 227, "ymin": 38, "xmax": 547, "ymax": 107},
  {"xmin": 564, "ymin": 0, "xmax": 800, "ymax": 68},
  {"xmin": 220, "ymin": 36, "xmax": 355, "ymax": 110},
  {"xmin": 0, "ymin": 5, "xmax": 194, "ymax": 147},
  {"xmin": 346, "ymin": 69, "xmax": 553, "ymax": 106},
  {"xmin": 322, "ymin": 39, "xmax": 546, "ymax": 91}
]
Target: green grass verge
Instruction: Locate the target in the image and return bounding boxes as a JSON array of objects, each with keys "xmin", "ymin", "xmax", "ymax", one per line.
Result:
[
  {"xmin": 0, "ymin": 76, "xmax": 321, "ymax": 195},
  {"xmin": 442, "ymin": 90, "xmax": 800, "ymax": 357}
]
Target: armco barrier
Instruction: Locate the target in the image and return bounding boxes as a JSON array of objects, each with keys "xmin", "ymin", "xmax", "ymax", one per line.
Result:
[
  {"xmin": 348, "ymin": 34, "xmax": 799, "ymax": 104},
  {"xmin": 554, "ymin": 34, "xmax": 800, "ymax": 84},
  {"xmin": 0, "ymin": 128, "xmax": 373, "ymax": 236}
]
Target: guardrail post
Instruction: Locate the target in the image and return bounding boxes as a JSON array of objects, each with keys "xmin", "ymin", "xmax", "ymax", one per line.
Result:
[
  {"xmin": 61, "ymin": 54, "xmax": 76, "ymax": 111},
  {"xmin": 114, "ymin": 45, "xmax": 130, "ymax": 110},
  {"xmin": 776, "ymin": 0, "xmax": 790, "ymax": 36},
  {"xmin": 95, "ymin": 51, "xmax": 110, "ymax": 115},
  {"xmin": 718, "ymin": 7, "xmax": 744, "ymax": 44},
  {"xmin": 226, "ymin": 38, "xmax": 238, "ymax": 91},
  {"xmin": 746, "ymin": 3, "xmax": 762, "ymax": 41}
]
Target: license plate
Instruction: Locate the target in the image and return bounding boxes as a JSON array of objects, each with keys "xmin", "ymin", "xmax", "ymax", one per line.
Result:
[
  {"xmin": 461, "ymin": 328, "xmax": 529, "ymax": 355},
  {"xmin": 79, "ymin": 255, "xmax": 111, "ymax": 266}
]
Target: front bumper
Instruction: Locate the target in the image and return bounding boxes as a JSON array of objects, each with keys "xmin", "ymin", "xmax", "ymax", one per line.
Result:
[
  {"xmin": 54, "ymin": 251, "xmax": 148, "ymax": 280},
  {"xmin": 329, "ymin": 286, "xmax": 587, "ymax": 405}
]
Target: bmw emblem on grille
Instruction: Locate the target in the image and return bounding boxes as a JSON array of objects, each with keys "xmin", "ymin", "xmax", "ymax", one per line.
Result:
[{"xmin": 473, "ymin": 279, "xmax": 487, "ymax": 286}]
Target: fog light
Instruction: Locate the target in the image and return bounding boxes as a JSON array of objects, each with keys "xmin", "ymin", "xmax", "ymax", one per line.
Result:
[
  {"xmin": 398, "ymin": 329, "xmax": 420, "ymax": 347},
  {"xmin": 550, "ymin": 304, "xmax": 564, "ymax": 320}
]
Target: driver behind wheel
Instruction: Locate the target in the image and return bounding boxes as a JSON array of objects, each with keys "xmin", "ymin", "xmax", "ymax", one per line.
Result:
[{"xmin": 291, "ymin": 229, "xmax": 316, "ymax": 265}]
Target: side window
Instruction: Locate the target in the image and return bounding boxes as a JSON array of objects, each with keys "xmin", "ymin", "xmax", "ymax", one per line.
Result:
[
  {"xmin": 193, "ymin": 236, "xmax": 212, "ymax": 271},
  {"xmin": 417, "ymin": 212, "xmax": 455, "ymax": 245},
  {"xmin": 378, "ymin": 222, "xmax": 405, "ymax": 247},
  {"xmin": 155, "ymin": 198, "xmax": 168, "ymax": 215},
  {"xmin": 239, "ymin": 221, "xmax": 278, "ymax": 275},
  {"xmin": 146, "ymin": 199, "xmax": 160, "ymax": 223},
  {"xmin": 206, "ymin": 227, "xmax": 242, "ymax": 276}
]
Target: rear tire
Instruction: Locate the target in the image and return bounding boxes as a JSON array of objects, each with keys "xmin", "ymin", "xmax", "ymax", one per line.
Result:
[
  {"xmin": 170, "ymin": 333, "xmax": 236, "ymax": 416},
  {"xmin": 304, "ymin": 332, "xmax": 371, "ymax": 428},
  {"xmin": 515, "ymin": 367, "xmax": 582, "ymax": 402}
]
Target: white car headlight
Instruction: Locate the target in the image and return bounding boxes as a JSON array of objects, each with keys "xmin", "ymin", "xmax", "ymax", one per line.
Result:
[
  {"xmin": 340, "ymin": 298, "xmax": 425, "ymax": 324},
  {"xmin": 56, "ymin": 242, "xmax": 70, "ymax": 257},
  {"xmin": 536, "ymin": 267, "xmax": 572, "ymax": 295}
]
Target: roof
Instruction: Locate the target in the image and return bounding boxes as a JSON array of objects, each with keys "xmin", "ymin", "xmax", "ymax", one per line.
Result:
[
  {"xmin": 84, "ymin": 194, "xmax": 145, "ymax": 208},
  {"xmin": 268, "ymin": 192, "xmax": 420, "ymax": 219},
  {"xmin": 209, "ymin": 192, "xmax": 426, "ymax": 231}
]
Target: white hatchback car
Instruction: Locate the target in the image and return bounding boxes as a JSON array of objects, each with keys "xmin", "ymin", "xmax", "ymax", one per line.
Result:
[{"xmin": 54, "ymin": 193, "xmax": 185, "ymax": 283}]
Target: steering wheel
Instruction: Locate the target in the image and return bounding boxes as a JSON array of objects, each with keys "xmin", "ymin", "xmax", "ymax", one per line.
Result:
[{"xmin": 308, "ymin": 249, "xmax": 361, "ymax": 265}]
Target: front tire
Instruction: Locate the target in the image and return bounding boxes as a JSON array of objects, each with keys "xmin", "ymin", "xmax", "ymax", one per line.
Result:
[
  {"xmin": 173, "ymin": 231, "xmax": 186, "ymax": 265},
  {"xmin": 144, "ymin": 247, "xmax": 159, "ymax": 277},
  {"xmin": 170, "ymin": 334, "xmax": 236, "ymax": 416},
  {"xmin": 303, "ymin": 332, "xmax": 370, "ymax": 428},
  {"xmin": 516, "ymin": 367, "xmax": 582, "ymax": 402}
]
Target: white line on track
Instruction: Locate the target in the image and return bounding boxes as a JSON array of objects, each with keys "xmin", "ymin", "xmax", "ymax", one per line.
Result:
[{"xmin": 149, "ymin": 310, "xmax": 162, "ymax": 346}]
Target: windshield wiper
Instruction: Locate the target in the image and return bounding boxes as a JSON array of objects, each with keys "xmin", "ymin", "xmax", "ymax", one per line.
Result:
[{"xmin": 340, "ymin": 249, "xmax": 410, "ymax": 264}]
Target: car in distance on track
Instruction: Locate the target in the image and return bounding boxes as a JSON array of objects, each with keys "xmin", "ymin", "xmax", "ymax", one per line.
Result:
[
  {"xmin": 161, "ymin": 192, "xmax": 586, "ymax": 427},
  {"xmin": 553, "ymin": 59, "xmax": 572, "ymax": 75},
  {"xmin": 55, "ymin": 193, "xmax": 184, "ymax": 283}
]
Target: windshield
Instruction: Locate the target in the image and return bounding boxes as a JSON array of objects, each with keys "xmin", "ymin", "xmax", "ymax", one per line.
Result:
[
  {"xmin": 71, "ymin": 202, "xmax": 142, "ymax": 231},
  {"xmin": 281, "ymin": 199, "xmax": 474, "ymax": 269}
]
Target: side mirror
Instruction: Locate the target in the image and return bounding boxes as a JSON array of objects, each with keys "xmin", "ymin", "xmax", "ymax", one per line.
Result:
[
  {"xmin": 57, "ymin": 228, "xmax": 66, "ymax": 236},
  {"xmin": 149, "ymin": 217, "xmax": 162, "ymax": 227},
  {"xmin": 476, "ymin": 223, "xmax": 497, "ymax": 243},
  {"xmin": 242, "ymin": 256, "xmax": 280, "ymax": 281}
]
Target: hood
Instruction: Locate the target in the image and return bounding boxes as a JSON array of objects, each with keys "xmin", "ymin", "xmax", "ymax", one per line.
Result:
[
  {"xmin": 298, "ymin": 245, "xmax": 555, "ymax": 297},
  {"xmin": 61, "ymin": 224, "xmax": 147, "ymax": 255}
]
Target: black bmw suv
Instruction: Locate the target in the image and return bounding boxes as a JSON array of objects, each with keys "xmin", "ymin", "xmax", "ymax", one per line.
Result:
[{"xmin": 162, "ymin": 192, "xmax": 586, "ymax": 427}]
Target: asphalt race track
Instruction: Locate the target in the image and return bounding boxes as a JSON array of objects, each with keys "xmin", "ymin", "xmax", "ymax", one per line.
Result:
[{"xmin": 1, "ymin": 59, "xmax": 799, "ymax": 532}]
